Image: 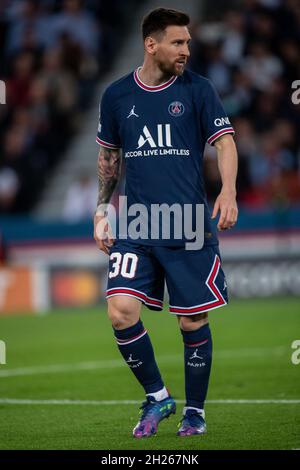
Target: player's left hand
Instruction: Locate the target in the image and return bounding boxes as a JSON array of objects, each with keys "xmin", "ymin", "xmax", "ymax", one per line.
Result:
[
  {"xmin": 211, "ymin": 189, "xmax": 238, "ymax": 231},
  {"xmin": 94, "ymin": 213, "xmax": 115, "ymax": 255}
]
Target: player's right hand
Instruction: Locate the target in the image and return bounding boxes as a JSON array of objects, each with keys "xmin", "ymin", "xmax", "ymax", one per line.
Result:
[{"xmin": 93, "ymin": 213, "xmax": 114, "ymax": 255}]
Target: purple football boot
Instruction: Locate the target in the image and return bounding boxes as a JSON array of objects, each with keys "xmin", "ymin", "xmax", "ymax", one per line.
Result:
[
  {"xmin": 177, "ymin": 409, "xmax": 207, "ymax": 436},
  {"xmin": 133, "ymin": 395, "xmax": 176, "ymax": 438}
]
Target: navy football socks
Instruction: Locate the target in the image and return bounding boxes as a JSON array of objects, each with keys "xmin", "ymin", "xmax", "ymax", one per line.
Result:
[
  {"xmin": 114, "ymin": 320, "xmax": 165, "ymax": 395},
  {"xmin": 181, "ymin": 323, "xmax": 213, "ymax": 409}
]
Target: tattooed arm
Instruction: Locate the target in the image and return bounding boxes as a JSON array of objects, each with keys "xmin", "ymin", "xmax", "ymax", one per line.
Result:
[
  {"xmin": 94, "ymin": 145, "xmax": 121, "ymax": 254},
  {"xmin": 96, "ymin": 146, "xmax": 122, "ymax": 207}
]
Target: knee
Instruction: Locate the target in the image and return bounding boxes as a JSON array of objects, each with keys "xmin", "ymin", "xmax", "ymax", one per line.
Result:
[
  {"xmin": 107, "ymin": 297, "xmax": 140, "ymax": 329},
  {"xmin": 178, "ymin": 312, "xmax": 209, "ymax": 331},
  {"xmin": 108, "ymin": 306, "xmax": 131, "ymax": 329}
]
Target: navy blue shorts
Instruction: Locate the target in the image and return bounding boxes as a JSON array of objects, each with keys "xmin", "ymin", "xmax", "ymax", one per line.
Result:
[{"xmin": 106, "ymin": 241, "xmax": 228, "ymax": 316}]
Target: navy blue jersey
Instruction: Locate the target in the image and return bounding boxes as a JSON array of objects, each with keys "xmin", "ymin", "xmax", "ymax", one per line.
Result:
[{"xmin": 96, "ymin": 68, "xmax": 234, "ymax": 246}]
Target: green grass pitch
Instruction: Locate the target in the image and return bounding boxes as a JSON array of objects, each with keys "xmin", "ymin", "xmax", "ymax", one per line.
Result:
[{"xmin": 0, "ymin": 298, "xmax": 299, "ymax": 450}]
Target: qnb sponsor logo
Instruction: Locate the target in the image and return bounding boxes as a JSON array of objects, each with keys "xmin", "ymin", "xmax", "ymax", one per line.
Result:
[
  {"xmin": 291, "ymin": 340, "xmax": 300, "ymax": 365},
  {"xmin": 0, "ymin": 340, "xmax": 6, "ymax": 365},
  {"xmin": 214, "ymin": 117, "xmax": 231, "ymax": 126},
  {"xmin": 0, "ymin": 80, "xmax": 6, "ymax": 104},
  {"xmin": 291, "ymin": 80, "xmax": 300, "ymax": 105},
  {"xmin": 137, "ymin": 124, "xmax": 172, "ymax": 149},
  {"xmin": 95, "ymin": 196, "xmax": 205, "ymax": 250}
]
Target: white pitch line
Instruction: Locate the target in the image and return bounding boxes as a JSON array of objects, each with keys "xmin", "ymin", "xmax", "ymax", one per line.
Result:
[
  {"xmin": 0, "ymin": 355, "xmax": 180, "ymax": 378},
  {"xmin": 0, "ymin": 398, "xmax": 299, "ymax": 405},
  {"xmin": 0, "ymin": 346, "xmax": 288, "ymax": 378},
  {"xmin": 0, "ymin": 359, "xmax": 124, "ymax": 378}
]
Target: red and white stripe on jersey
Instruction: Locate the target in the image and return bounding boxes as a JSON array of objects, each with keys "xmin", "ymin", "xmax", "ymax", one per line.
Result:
[
  {"xmin": 133, "ymin": 67, "xmax": 177, "ymax": 92},
  {"xmin": 96, "ymin": 136, "xmax": 120, "ymax": 149},
  {"xmin": 115, "ymin": 328, "xmax": 147, "ymax": 346},
  {"xmin": 106, "ymin": 287, "xmax": 163, "ymax": 310},
  {"xmin": 169, "ymin": 254, "xmax": 227, "ymax": 315},
  {"xmin": 185, "ymin": 339, "xmax": 209, "ymax": 347},
  {"xmin": 207, "ymin": 127, "xmax": 235, "ymax": 146}
]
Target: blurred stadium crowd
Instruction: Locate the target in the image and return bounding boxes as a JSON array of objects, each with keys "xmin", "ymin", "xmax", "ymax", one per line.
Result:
[
  {"xmin": 0, "ymin": 0, "xmax": 300, "ymax": 216},
  {"xmin": 0, "ymin": 0, "xmax": 138, "ymax": 213},
  {"xmin": 190, "ymin": 0, "xmax": 300, "ymax": 209}
]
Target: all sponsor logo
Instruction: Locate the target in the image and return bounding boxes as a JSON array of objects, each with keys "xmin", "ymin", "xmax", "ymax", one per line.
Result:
[
  {"xmin": 137, "ymin": 124, "xmax": 172, "ymax": 149},
  {"xmin": 124, "ymin": 124, "xmax": 190, "ymax": 158}
]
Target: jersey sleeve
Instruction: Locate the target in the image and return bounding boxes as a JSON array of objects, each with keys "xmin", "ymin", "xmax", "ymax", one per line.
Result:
[
  {"xmin": 200, "ymin": 80, "xmax": 235, "ymax": 146},
  {"xmin": 96, "ymin": 87, "xmax": 121, "ymax": 149}
]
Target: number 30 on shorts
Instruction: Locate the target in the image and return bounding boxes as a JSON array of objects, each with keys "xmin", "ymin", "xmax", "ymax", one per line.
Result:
[{"xmin": 109, "ymin": 252, "xmax": 138, "ymax": 279}]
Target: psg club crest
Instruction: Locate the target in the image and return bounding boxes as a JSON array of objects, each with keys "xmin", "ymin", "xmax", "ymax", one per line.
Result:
[{"xmin": 168, "ymin": 101, "xmax": 185, "ymax": 117}]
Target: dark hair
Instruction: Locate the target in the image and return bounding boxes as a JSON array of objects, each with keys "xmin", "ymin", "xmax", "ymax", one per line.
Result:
[{"xmin": 142, "ymin": 8, "xmax": 190, "ymax": 40}]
